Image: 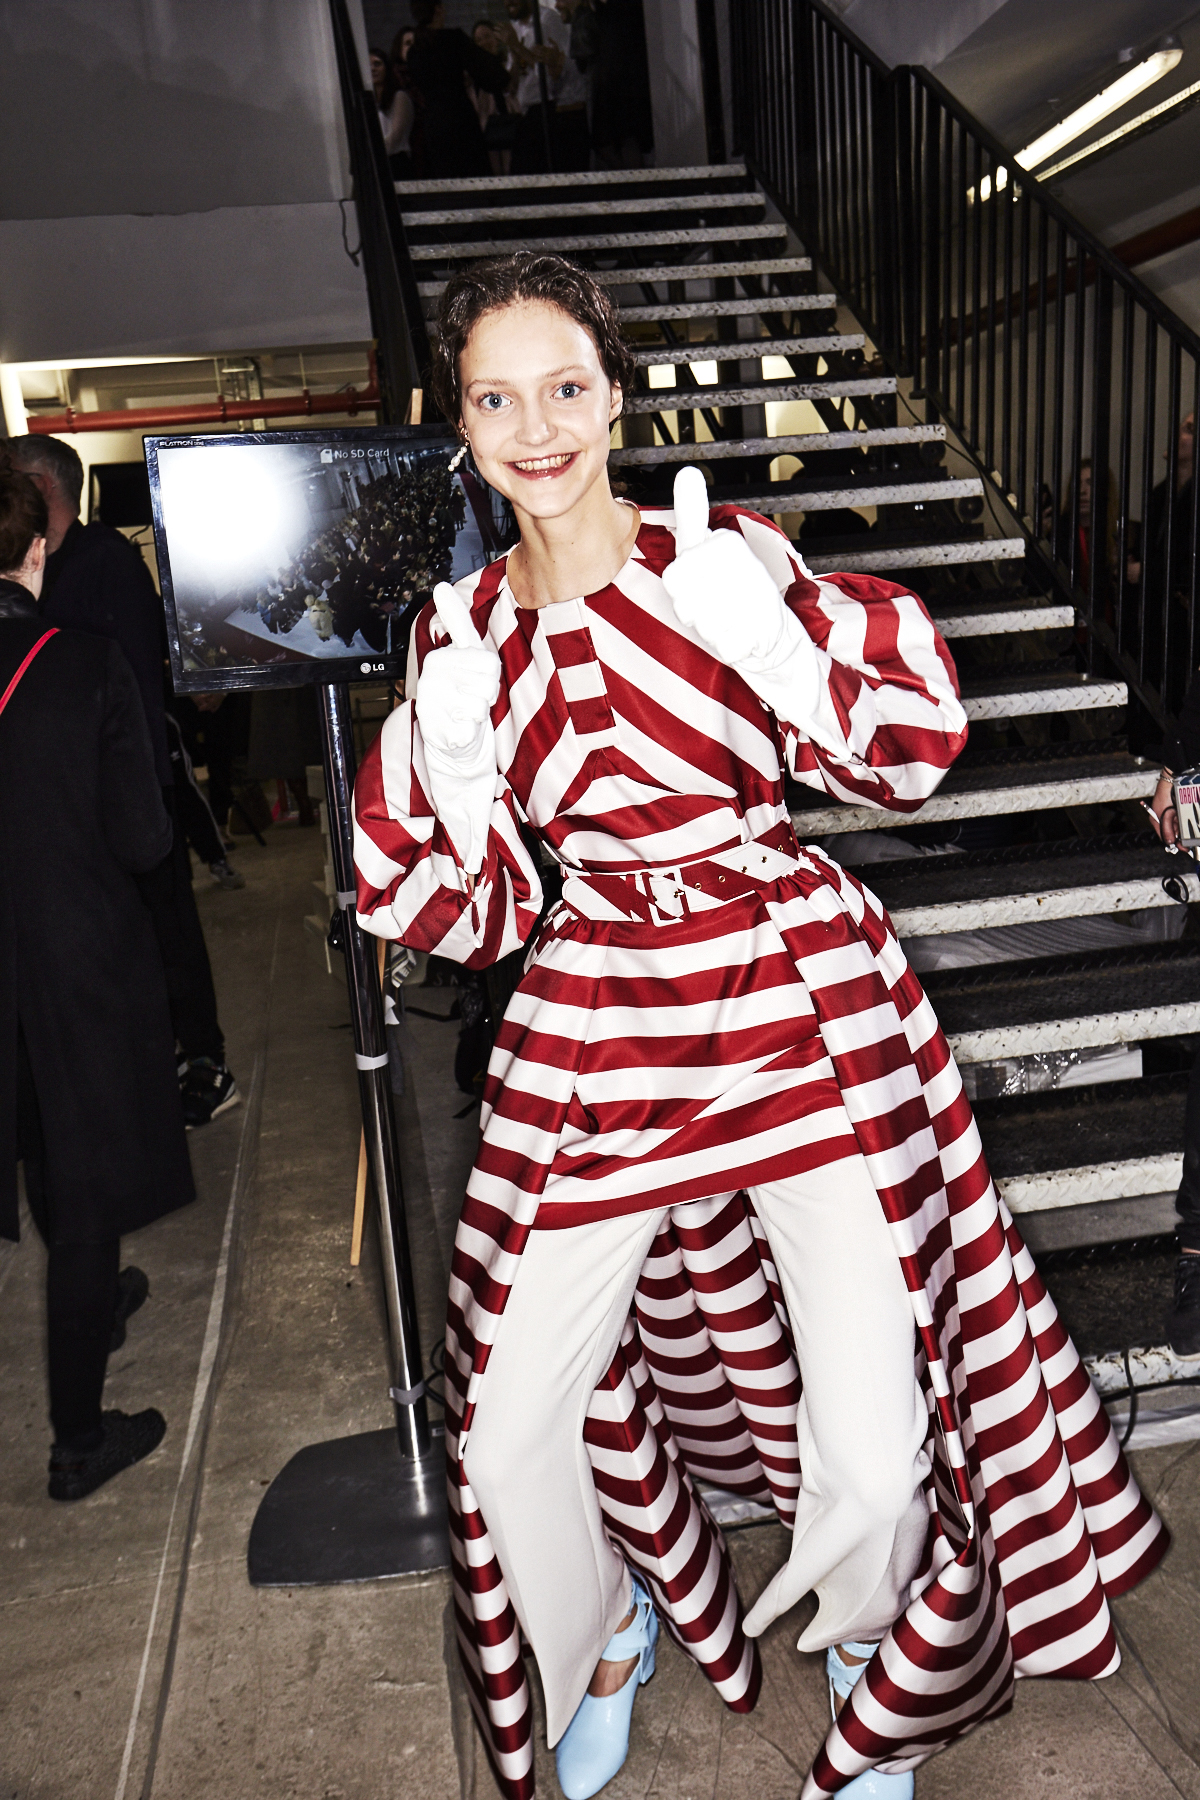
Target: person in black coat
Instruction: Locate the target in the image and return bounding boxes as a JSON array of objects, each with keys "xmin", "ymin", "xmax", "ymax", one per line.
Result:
[
  {"xmin": 4, "ymin": 433, "xmax": 237, "ymax": 1128},
  {"xmin": 0, "ymin": 463, "xmax": 195, "ymax": 1501},
  {"xmin": 407, "ymin": 0, "xmax": 510, "ymax": 179}
]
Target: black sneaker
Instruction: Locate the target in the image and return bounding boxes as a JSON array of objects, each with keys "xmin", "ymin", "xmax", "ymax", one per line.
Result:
[
  {"xmin": 181, "ymin": 1058, "xmax": 239, "ymax": 1128},
  {"xmin": 48, "ymin": 1408, "xmax": 167, "ymax": 1501},
  {"xmin": 109, "ymin": 1266, "xmax": 150, "ymax": 1352},
  {"xmin": 1165, "ymin": 1254, "xmax": 1200, "ymax": 1357},
  {"xmin": 208, "ymin": 858, "xmax": 245, "ymax": 890}
]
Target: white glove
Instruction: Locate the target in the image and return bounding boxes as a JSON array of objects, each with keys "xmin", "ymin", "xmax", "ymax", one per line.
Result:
[
  {"xmin": 662, "ymin": 466, "xmax": 821, "ymax": 722},
  {"xmin": 414, "ymin": 582, "xmax": 501, "ymax": 877}
]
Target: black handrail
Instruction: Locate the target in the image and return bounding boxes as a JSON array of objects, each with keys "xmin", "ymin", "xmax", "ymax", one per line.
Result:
[
  {"xmin": 328, "ymin": 0, "xmax": 432, "ymax": 424},
  {"xmin": 732, "ymin": 0, "xmax": 1200, "ymax": 730}
]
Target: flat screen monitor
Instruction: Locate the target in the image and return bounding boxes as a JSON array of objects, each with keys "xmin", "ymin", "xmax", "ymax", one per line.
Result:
[{"xmin": 146, "ymin": 426, "xmax": 501, "ymax": 693}]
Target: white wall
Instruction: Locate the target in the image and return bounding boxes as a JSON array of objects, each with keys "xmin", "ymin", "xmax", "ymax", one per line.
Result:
[
  {"xmin": 0, "ymin": 204, "xmax": 371, "ymax": 366},
  {"xmin": 644, "ymin": 0, "xmax": 708, "ymax": 167},
  {"xmin": 0, "ymin": 0, "xmax": 371, "ymax": 366}
]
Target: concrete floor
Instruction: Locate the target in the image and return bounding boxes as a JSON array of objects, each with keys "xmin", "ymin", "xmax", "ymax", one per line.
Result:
[{"xmin": 3, "ymin": 824, "xmax": 1199, "ymax": 1800}]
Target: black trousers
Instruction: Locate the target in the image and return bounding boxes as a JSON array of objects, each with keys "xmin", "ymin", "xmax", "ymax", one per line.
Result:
[
  {"xmin": 173, "ymin": 760, "xmax": 226, "ymax": 866},
  {"xmin": 555, "ymin": 106, "xmax": 591, "ymax": 171},
  {"xmin": 136, "ymin": 788, "xmax": 225, "ymax": 1064},
  {"xmin": 1176, "ymin": 1048, "xmax": 1200, "ymax": 1251},
  {"xmin": 17, "ymin": 1030, "xmax": 119, "ymax": 1448},
  {"xmin": 513, "ymin": 104, "xmax": 556, "ymax": 173}
]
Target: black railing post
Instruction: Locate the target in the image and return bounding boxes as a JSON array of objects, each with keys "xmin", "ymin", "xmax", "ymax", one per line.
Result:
[
  {"xmin": 328, "ymin": 0, "xmax": 432, "ymax": 417},
  {"xmin": 891, "ymin": 68, "xmax": 918, "ymax": 378},
  {"xmin": 528, "ymin": 2, "xmax": 556, "ymax": 172},
  {"xmin": 1089, "ymin": 270, "xmax": 1114, "ymax": 680}
]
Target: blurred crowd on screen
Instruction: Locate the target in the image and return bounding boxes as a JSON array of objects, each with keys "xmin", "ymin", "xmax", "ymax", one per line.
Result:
[{"xmin": 370, "ymin": 0, "xmax": 654, "ymax": 181}]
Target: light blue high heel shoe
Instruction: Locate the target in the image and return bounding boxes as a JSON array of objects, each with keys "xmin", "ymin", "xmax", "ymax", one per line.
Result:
[
  {"xmin": 555, "ymin": 1572, "xmax": 658, "ymax": 1800},
  {"xmin": 826, "ymin": 1641, "xmax": 915, "ymax": 1798}
]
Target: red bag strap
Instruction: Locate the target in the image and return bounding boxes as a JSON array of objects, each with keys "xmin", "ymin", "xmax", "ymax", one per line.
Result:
[{"xmin": 0, "ymin": 627, "xmax": 59, "ymax": 717}]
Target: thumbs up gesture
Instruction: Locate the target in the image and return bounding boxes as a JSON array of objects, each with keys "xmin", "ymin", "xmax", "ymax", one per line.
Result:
[
  {"xmin": 661, "ymin": 466, "xmax": 792, "ymax": 668},
  {"xmin": 414, "ymin": 583, "xmax": 502, "ymax": 876}
]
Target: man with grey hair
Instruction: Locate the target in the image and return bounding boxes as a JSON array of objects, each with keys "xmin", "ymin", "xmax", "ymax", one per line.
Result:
[{"xmin": 4, "ymin": 434, "xmax": 237, "ymax": 1129}]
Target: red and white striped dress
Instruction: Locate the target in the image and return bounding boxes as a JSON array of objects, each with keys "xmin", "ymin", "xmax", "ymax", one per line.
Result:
[{"xmin": 353, "ymin": 505, "xmax": 1167, "ymax": 1798}]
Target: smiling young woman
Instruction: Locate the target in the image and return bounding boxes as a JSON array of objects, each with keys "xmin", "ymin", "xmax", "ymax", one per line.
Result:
[{"xmin": 352, "ymin": 254, "xmax": 1167, "ymax": 1800}]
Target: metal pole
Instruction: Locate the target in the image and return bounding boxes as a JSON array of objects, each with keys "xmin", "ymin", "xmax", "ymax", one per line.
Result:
[
  {"xmin": 529, "ymin": 1, "xmax": 555, "ymax": 171},
  {"xmin": 319, "ymin": 680, "xmax": 431, "ymax": 1461}
]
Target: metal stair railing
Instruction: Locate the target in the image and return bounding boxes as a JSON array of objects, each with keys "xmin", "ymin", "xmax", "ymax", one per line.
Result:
[
  {"xmin": 731, "ymin": 0, "xmax": 1200, "ymax": 732},
  {"xmin": 328, "ymin": 0, "xmax": 431, "ymax": 424}
]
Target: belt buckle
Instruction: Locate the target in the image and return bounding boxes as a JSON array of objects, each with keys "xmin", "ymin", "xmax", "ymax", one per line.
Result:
[{"xmin": 640, "ymin": 865, "xmax": 688, "ymax": 922}]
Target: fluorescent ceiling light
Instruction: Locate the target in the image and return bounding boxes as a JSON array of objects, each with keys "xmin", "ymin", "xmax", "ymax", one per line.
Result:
[
  {"xmin": 7, "ymin": 355, "xmax": 210, "ymax": 373},
  {"xmin": 1018, "ymin": 47, "xmax": 1183, "ymax": 172},
  {"xmin": 976, "ymin": 46, "xmax": 1183, "ymax": 202},
  {"xmin": 1036, "ymin": 73, "xmax": 1200, "ymax": 182}
]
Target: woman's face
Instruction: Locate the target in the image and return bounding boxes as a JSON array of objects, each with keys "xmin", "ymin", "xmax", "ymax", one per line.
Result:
[
  {"xmin": 398, "ymin": 28, "xmax": 414, "ymax": 59},
  {"xmin": 474, "ymin": 22, "xmax": 497, "ymax": 51},
  {"xmin": 370, "ymin": 51, "xmax": 386, "ymax": 92},
  {"xmin": 459, "ymin": 301, "xmax": 622, "ymax": 521}
]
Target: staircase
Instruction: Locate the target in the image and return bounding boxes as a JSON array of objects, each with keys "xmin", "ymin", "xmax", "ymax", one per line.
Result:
[{"xmin": 397, "ymin": 159, "xmax": 1197, "ymax": 1267}]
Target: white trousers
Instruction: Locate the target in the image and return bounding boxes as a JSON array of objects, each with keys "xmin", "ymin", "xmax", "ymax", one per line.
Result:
[{"xmin": 463, "ymin": 1155, "xmax": 931, "ymax": 1744}]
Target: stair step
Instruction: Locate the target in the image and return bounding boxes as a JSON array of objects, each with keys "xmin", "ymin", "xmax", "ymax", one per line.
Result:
[
  {"xmin": 1001, "ymin": 1154, "xmax": 1181, "ymax": 1214},
  {"xmin": 634, "ymin": 335, "xmax": 866, "ymax": 364},
  {"xmin": 396, "ymin": 162, "xmax": 751, "ymax": 196},
  {"xmin": 851, "ymin": 836, "xmax": 1199, "ymax": 938},
  {"xmin": 404, "ymin": 191, "xmax": 766, "ymax": 227},
  {"xmin": 627, "ymin": 377, "xmax": 895, "ymax": 412},
  {"xmin": 709, "ymin": 478, "xmax": 984, "ymax": 513},
  {"xmin": 805, "ymin": 539, "xmax": 1024, "ymax": 575},
  {"xmin": 922, "ymin": 941, "xmax": 1200, "ymax": 1062},
  {"xmin": 410, "ymin": 223, "xmax": 786, "ymax": 261},
  {"xmin": 790, "ymin": 747, "xmax": 1155, "ymax": 837},
  {"xmin": 618, "ymin": 295, "xmax": 837, "ymax": 322},
  {"xmin": 960, "ymin": 671, "xmax": 1126, "ymax": 720},
  {"xmin": 609, "ymin": 424, "xmax": 946, "ymax": 465},
  {"xmin": 930, "ymin": 598, "xmax": 1074, "ymax": 635},
  {"xmin": 1086, "ymin": 1342, "xmax": 1200, "ymax": 1397},
  {"xmin": 973, "ymin": 1074, "xmax": 1187, "ymax": 1215},
  {"xmin": 418, "ymin": 255, "xmax": 812, "ymax": 299}
]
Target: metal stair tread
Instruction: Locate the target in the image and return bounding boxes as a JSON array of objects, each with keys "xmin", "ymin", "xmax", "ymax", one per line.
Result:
[
  {"xmin": 396, "ymin": 162, "xmax": 751, "ymax": 195},
  {"xmin": 925, "ymin": 595, "xmax": 1074, "ymax": 634},
  {"xmin": 972, "ymin": 1074, "xmax": 1189, "ymax": 1183},
  {"xmin": 846, "ymin": 835, "xmax": 1187, "ymax": 910},
  {"xmin": 403, "ymin": 191, "xmax": 767, "ymax": 227},
  {"xmin": 706, "ymin": 477, "xmax": 984, "ymax": 513},
  {"xmin": 418, "ymin": 255, "xmax": 812, "ymax": 298},
  {"xmin": 789, "ymin": 747, "xmax": 1154, "ymax": 834},
  {"xmin": 409, "ymin": 222, "xmax": 787, "ymax": 261},
  {"xmin": 922, "ymin": 940, "xmax": 1200, "ymax": 1034},
  {"xmin": 807, "ymin": 539, "xmax": 1026, "ymax": 575},
  {"xmin": 627, "ymin": 377, "xmax": 896, "ymax": 411},
  {"xmin": 798, "ymin": 745, "xmax": 1144, "ymax": 802},
  {"xmin": 958, "ymin": 670, "xmax": 1126, "ymax": 719},
  {"xmin": 609, "ymin": 425, "xmax": 945, "ymax": 464},
  {"xmin": 633, "ymin": 335, "xmax": 866, "ymax": 364},
  {"xmin": 617, "ymin": 295, "xmax": 838, "ymax": 321}
]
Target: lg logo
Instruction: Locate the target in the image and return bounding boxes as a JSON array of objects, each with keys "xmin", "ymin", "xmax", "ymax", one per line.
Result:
[{"xmin": 360, "ymin": 661, "xmax": 386, "ymax": 673}]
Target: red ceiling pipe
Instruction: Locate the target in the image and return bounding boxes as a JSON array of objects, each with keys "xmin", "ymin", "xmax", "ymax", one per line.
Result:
[{"xmin": 27, "ymin": 382, "xmax": 380, "ymax": 435}]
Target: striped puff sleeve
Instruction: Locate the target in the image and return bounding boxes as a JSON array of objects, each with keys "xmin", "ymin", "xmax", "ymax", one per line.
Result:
[
  {"xmin": 352, "ymin": 625, "xmax": 542, "ymax": 970},
  {"xmin": 716, "ymin": 505, "xmax": 968, "ymax": 813}
]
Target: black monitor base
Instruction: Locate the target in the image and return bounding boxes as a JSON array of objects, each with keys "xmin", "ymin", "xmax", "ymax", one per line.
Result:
[{"xmin": 247, "ymin": 1429, "xmax": 449, "ymax": 1586}]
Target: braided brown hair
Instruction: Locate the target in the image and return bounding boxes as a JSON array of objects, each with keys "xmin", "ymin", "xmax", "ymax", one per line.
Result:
[{"xmin": 431, "ymin": 252, "xmax": 635, "ymax": 428}]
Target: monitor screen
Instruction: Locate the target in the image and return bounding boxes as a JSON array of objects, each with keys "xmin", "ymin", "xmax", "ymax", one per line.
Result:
[{"xmin": 146, "ymin": 426, "xmax": 502, "ymax": 693}]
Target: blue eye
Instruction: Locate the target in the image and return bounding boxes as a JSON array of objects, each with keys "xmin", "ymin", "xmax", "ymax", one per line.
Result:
[
  {"xmin": 558, "ymin": 383, "xmax": 581, "ymax": 399},
  {"xmin": 482, "ymin": 393, "xmax": 506, "ymax": 411}
]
